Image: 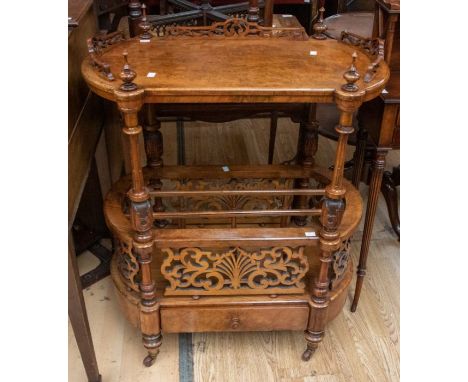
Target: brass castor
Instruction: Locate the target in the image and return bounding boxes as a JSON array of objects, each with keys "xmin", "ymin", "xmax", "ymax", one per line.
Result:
[
  {"xmin": 143, "ymin": 353, "xmax": 158, "ymax": 367},
  {"xmin": 301, "ymin": 347, "xmax": 316, "ymax": 362}
]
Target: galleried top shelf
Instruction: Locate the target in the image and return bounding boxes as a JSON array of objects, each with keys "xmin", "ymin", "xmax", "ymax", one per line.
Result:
[{"xmin": 81, "ymin": 18, "xmax": 389, "ymax": 104}]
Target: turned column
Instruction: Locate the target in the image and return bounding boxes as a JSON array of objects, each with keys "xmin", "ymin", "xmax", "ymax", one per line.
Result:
[
  {"xmin": 263, "ymin": 0, "xmax": 274, "ymax": 27},
  {"xmin": 350, "ymin": 148, "xmax": 388, "ymax": 312},
  {"xmin": 142, "ymin": 104, "xmax": 166, "ymax": 226},
  {"xmin": 115, "ymin": 53, "xmax": 162, "ymax": 367},
  {"xmin": 128, "ymin": 1, "xmax": 143, "ymax": 37},
  {"xmin": 302, "ymin": 99, "xmax": 356, "ymax": 361},
  {"xmin": 293, "ymin": 104, "xmax": 319, "ymax": 226},
  {"xmin": 381, "ymin": 166, "xmax": 400, "ymax": 238},
  {"xmin": 247, "ymin": 0, "xmax": 260, "ymax": 23},
  {"xmin": 267, "ymin": 111, "xmax": 278, "ymax": 164}
]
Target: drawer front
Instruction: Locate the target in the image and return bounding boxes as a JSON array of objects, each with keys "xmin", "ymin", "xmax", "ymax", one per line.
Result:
[{"xmin": 161, "ymin": 305, "xmax": 308, "ymax": 333}]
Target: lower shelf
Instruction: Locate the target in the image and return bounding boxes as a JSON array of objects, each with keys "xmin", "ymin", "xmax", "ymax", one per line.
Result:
[{"xmin": 106, "ymin": 163, "xmax": 359, "ymax": 333}]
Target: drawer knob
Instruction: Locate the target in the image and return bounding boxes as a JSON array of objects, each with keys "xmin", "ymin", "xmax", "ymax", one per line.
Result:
[{"xmin": 231, "ymin": 317, "xmax": 240, "ymax": 329}]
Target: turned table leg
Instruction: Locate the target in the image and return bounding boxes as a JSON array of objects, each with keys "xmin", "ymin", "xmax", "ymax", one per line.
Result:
[
  {"xmin": 294, "ymin": 104, "xmax": 319, "ymax": 226},
  {"xmin": 247, "ymin": 0, "xmax": 260, "ymax": 23},
  {"xmin": 117, "ymin": 89, "xmax": 163, "ymax": 367},
  {"xmin": 268, "ymin": 111, "xmax": 278, "ymax": 164},
  {"xmin": 303, "ymin": 103, "xmax": 354, "ymax": 361},
  {"xmin": 351, "ymin": 149, "xmax": 388, "ymax": 312}
]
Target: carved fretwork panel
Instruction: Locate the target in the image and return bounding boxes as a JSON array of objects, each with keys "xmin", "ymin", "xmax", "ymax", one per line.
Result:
[
  {"xmin": 164, "ymin": 17, "xmax": 308, "ymax": 40},
  {"xmin": 152, "ymin": 20, "xmax": 199, "ymax": 37},
  {"xmin": 225, "ymin": 11, "xmax": 249, "ymax": 20},
  {"xmin": 329, "ymin": 239, "xmax": 351, "ymax": 290},
  {"xmin": 340, "ymin": 31, "xmax": 384, "ymax": 82},
  {"xmin": 116, "ymin": 239, "xmax": 140, "ymax": 292},
  {"xmin": 161, "ymin": 246, "xmax": 309, "ymax": 296}
]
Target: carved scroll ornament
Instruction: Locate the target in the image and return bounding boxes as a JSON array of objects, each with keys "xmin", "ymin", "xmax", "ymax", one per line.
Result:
[
  {"xmin": 116, "ymin": 239, "xmax": 140, "ymax": 292},
  {"xmin": 329, "ymin": 239, "xmax": 351, "ymax": 289},
  {"xmin": 340, "ymin": 31, "xmax": 384, "ymax": 83},
  {"xmin": 161, "ymin": 246, "xmax": 309, "ymax": 296},
  {"xmin": 165, "ymin": 17, "xmax": 308, "ymax": 40},
  {"xmin": 87, "ymin": 31, "xmax": 125, "ymax": 81}
]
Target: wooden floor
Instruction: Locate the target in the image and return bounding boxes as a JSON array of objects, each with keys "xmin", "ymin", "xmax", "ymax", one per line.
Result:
[{"xmin": 69, "ymin": 110, "xmax": 400, "ymax": 382}]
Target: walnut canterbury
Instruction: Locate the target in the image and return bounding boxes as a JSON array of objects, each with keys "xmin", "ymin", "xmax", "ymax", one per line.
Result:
[{"xmin": 82, "ymin": 15, "xmax": 389, "ymax": 367}]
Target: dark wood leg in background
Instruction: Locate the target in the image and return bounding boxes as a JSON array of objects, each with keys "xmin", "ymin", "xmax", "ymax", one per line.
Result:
[
  {"xmin": 351, "ymin": 149, "xmax": 388, "ymax": 312},
  {"xmin": 268, "ymin": 111, "xmax": 278, "ymax": 164},
  {"xmin": 143, "ymin": 105, "xmax": 163, "ymax": 170},
  {"xmin": 80, "ymin": 243, "xmax": 113, "ymax": 289},
  {"xmin": 351, "ymin": 123, "xmax": 368, "ymax": 189},
  {"xmin": 263, "ymin": 0, "xmax": 274, "ymax": 26},
  {"xmin": 128, "ymin": 1, "xmax": 143, "ymax": 37},
  {"xmin": 68, "ymin": 237, "xmax": 101, "ymax": 382},
  {"xmin": 160, "ymin": 0, "xmax": 167, "ymax": 15},
  {"xmin": 381, "ymin": 165, "xmax": 400, "ymax": 239},
  {"xmin": 294, "ymin": 104, "xmax": 319, "ymax": 226},
  {"xmin": 177, "ymin": 118, "xmax": 186, "ymax": 165},
  {"xmin": 72, "ymin": 158, "xmax": 112, "ymax": 288}
]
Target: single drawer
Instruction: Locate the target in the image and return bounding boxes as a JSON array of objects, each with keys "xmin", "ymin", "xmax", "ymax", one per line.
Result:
[{"xmin": 161, "ymin": 304, "xmax": 309, "ymax": 333}]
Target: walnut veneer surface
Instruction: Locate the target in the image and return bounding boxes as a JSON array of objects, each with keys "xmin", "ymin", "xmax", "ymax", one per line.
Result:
[{"xmin": 82, "ymin": 38, "xmax": 388, "ymax": 103}]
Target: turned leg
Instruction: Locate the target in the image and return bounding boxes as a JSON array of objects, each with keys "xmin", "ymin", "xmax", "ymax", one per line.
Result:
[
  {"xmin": 303, "ymin": 200, "xmax": 344, "ymax": 360},
  {"xmin": 160, "ymin": 0, "xmax": 167, "ymax": 15},
  {"xmin": 247, "ymin": 0, "xmax": 260, "ymax": 23},
  {"xmin": 381, "ymin": 166, "xmax": 400, "ymax": 239},
  {"xmin": 117, "ymin": 92, "xmax": 162, "ymax": 366},
  {"xmin": 142, "ymin": 104, "xmax": 167, "ymax": 227},
  {"xmin": 268, "ymin": 111, "xmax": 278, "ymax": 164},
  {"xmin": 303, "ymin": 104, "xmax": 353, "ymax": 361},
  {"xmin": 128, "ymin": 1, "xmax": 143, "ymax": 37},
  {"xmin": 177, "ymin": 118, "xmax": 186, "ymax": 165},
  {"xmin": 294, "ymin": 104, "xmax": 319, "ymax": 226},
  {"xmin": 351, "ymin": 149, "xmax": 388, "ymax": 312},
  {"xmin": 263, "ymin": 0, "xmax": 274, "ymax": 27},
  {"xmin": 142, "ymin": 104, "xmax": 163, "ymax": 173}
]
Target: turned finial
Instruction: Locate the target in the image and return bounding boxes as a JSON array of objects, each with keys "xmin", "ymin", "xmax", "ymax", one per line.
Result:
[
  {"xmin": 119, "ymin": 51, "xmax": 138, "ymax": 91},
  {"xmin": 247, "ymin": 0, "xmax": 260, "ymax": 23},
  {"xmin": 139, "ymin": 4, "xmax": 152, "ymax": 40},
  {"xmin": 312, "ymin": 7, "xmax": 327, "ymax": 40},
  {"xmin": 341, "ymin": 52, "xmax": 360, "ymax": 92}
]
